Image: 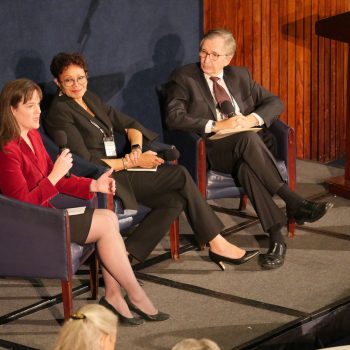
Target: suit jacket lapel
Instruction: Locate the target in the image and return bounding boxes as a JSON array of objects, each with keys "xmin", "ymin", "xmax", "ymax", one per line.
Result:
[
  {"xmin": 193, "ymin": 64, "xmax": 217, "ymax": 118},
  {"xmin": 62, "ymin": 93, "xmax": 112, "ymax": 132},
  {"xmin": 223, "ymin": 68, "xmax": 243, "ymax": 108},
  {"xmin": 84, "ymin": 93, "xmax": 113, "ymax": 132},
  {"xmin": 22, "ymin": 133, "xmax": 48, "ymax": 177}
]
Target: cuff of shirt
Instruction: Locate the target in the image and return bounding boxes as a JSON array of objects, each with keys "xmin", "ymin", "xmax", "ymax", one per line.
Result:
[
  {"xmin": 205, "ymin": 120, "xmax": 214, "ymax": 134},
  {"xmin": 252, "ymin": 113, "xmax": 264, "ymax": 126}
]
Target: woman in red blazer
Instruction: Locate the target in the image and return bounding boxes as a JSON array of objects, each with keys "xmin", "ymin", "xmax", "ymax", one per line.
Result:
[{"xmin": 0, "ymin": 79, "xmax": 168, "ymax": 325}]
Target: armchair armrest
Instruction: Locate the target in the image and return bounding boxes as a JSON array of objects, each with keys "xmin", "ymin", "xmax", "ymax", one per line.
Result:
[
  {"xmin": 269, "ymin": 119, "xmax": 296, "ymax": 190},
  {"xmin": 163, "ymin": 130, "xmax": 203, "ymax": 182},
  {"xmin": 50, "ymin": 193, "xmax": 98, "ymax": 209},
  {"xmin": 0, "ymin": 194, "xmax": 70, "ymax": 280}
]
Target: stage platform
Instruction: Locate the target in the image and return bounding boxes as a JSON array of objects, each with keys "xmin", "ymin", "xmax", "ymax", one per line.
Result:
[{"xmin": 0, "ymin": 160, "xmax": 349, "ymax": 350}]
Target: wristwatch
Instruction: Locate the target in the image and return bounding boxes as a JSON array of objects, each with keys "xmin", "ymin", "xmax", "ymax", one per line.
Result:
[
  {"xmin": 211, "ymin": 121, "xmax": 217, "ymax": 132},
  {"xmin": 131, "ymin": 144, "xmax": 142, "ymax": 152}
]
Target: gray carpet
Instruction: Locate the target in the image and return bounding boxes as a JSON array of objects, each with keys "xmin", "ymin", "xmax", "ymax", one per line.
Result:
[{"xmin": 0, "ymin": 160, "xmax": 349, "ymax": 350}]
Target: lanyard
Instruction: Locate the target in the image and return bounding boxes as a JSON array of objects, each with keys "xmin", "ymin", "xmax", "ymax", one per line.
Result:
[{"xmin": 89, "ymin": 120, "xmax": 109, "ymax": 137}]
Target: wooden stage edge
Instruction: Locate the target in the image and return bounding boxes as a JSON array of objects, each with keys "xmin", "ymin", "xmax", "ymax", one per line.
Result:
[{"xmin": 326, "ymin": 175, "xmax": 350, "ymax": 200}]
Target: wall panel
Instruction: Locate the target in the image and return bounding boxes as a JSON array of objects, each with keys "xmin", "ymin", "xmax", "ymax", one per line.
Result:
[
  {"xmin": 0, "ymin": 0, "xmax": 202, "ymax": 138},
  {"xmin": 204, "ymin": 0, "xmax": 350, "ymax": 162}
]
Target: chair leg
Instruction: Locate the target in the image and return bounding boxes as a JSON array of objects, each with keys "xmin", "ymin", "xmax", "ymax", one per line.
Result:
[
  {"xmin": 288, "ymin": 218, "xmax": 296, "ymax": 238},
  {"xmin": 89, "ymin": 252, "xmax": 99, "ymax": 300},
  {"xmin": 170, "ymin": 218, "xmax": 180, "ymax": 260},
  {"xmin": 239, "ymin": 195, "xmax": 248, "ymax": 210},
  {"xmin": 61, "ymin": 280, "xmax": 73, "ymax": 321}
]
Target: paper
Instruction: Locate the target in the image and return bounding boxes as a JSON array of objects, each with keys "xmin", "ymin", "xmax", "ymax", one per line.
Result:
[
  {"xmin": 127, "ymin": 166, "xmax": 158, "ymax": 172},
  {"xmin": 66, "ymin": 207, "xmax": 86, "ymax": 216},
  {"xmin": 209, "ymin": 127, "xmax": 262, "ymax": 140}
]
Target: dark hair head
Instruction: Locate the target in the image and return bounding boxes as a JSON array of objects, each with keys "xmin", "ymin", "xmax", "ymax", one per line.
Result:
[
  {"xmin": 50, "ymin": 52, "xmax": 88, "ymax": 79},
  {"xmin": 0, "ymin": 79, "xmax": 42, "ymax": 150}
]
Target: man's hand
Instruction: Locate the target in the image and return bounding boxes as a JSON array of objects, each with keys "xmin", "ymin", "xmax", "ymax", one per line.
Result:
[{"xmin": 214, "ymin": 114, "xmax": 259, "ymax": 132}]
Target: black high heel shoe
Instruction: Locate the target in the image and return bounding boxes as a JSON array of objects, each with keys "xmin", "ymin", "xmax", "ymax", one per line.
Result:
[
  {"xmin": 125, "ymin": 295, "xmax": 170, "ymax": 322},
  {"xmin": 209, "ymin": 249, "xmax": 259, "ymax": 271},
  {"xmin": 99, "ymin": 297, "xmax": 145, "ymax": 326}
]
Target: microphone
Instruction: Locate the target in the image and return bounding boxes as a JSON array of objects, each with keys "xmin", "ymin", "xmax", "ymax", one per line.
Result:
[
  {"xmin": 220, "ymin": 100, "xmax": 236, "ymax": 117},
  {"xmin": 53, "ymin": 130, "xmax": 71, "ymax": 178},
  {"xmin": 157, "ymin": 146, "xmax": 180, "ymax": 161}
]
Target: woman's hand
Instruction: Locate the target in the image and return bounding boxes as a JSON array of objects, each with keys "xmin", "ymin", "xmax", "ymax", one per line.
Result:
[
  {"xmin": 90, "ymin": 168, "xmax": 116, "ymax": 194},
  {"xmin": 48, "ymin": 149, "xmax": 73, "ymax": 185},
  {"xmin": 135, "ymin": 150, "xmax": 164, "ymax": 169},
  {"xmin": 124, "ymin": 147, "xmax": 142, "ymax": 167}
]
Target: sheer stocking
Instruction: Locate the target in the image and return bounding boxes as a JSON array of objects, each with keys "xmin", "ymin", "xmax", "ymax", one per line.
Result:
[{"xmin": 85, "ymin": 209, "xmax": 158, "ymax": 316}]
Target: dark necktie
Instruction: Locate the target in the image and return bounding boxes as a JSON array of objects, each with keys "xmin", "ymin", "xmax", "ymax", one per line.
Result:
[{"xmin": 210, "ymin": 77, "xmax": 235, "ymax": 117}]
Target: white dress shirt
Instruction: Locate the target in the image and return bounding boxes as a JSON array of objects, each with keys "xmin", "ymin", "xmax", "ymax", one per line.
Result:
[{"xmin": 203, "ymin": 71, "xmax": 264, "ymax": 133}]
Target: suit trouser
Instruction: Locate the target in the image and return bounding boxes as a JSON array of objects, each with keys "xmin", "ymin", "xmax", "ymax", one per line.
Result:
[
  {"xmin": 206, "ymin": 131, "xmax": 287, "ymax": 233},
  {"xmin": 124, "ymin": 165, "xmax": 223, "ymax": 261}
]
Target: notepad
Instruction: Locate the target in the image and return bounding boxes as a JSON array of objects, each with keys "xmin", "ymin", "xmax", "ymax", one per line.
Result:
[
  {"xmin": 126, "ymin": 166, "xmax": 158, "ymax": 172},
  {"xmin": 209, "ymin": 127, "xmax": 262, "ymax": 140}
]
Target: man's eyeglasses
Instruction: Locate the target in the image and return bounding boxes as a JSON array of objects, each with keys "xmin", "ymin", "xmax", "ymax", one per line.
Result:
[
  {"xmin": 61, "ymin": 75, "xmax": 87, "ymax": 87},
  {"xmin": 199, "ymin": 49, "xmax": 231, "ymax": 61}
]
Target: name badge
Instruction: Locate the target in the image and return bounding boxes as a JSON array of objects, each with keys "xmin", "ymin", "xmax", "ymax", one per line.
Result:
[{"xmin": 103, "ymin": 136, "xmax": 117, "ymax": 157}]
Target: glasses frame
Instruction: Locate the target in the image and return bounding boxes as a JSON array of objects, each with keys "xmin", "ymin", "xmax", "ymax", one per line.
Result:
[
  {"xmin": 60, "ymin": 75, "xmax": 88, "ymax": 88},
  {"xmin": 199, "ymin": 49, "xmax": 231, "ymax": 62}
]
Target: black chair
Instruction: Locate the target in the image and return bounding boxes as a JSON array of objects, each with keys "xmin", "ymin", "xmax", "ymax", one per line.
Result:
[{"xmin": 0, "ymin": 193, "xmax": 99, "ymax": 323}]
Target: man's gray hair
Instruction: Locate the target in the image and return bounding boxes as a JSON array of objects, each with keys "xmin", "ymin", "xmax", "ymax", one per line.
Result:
[{"xmin": 200, "ymin": 29, "xmax": 236, "ymax": 56}]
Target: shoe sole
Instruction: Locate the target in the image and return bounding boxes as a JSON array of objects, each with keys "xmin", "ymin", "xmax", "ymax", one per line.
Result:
[{"xmin": 295, "ymin": 202, "xmax": 334, "ymax": 225}]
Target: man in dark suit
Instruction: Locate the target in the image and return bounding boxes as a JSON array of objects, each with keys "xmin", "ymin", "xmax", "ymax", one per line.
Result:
[{"xmin": 164, "ymin": 29, "xmax": 332, "ymax": 269}]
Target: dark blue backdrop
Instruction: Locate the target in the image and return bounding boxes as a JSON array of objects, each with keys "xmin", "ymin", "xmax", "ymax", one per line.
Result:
[{"xmin": 0, "ymin": 0, "xmax": 202, "ymax": 137}]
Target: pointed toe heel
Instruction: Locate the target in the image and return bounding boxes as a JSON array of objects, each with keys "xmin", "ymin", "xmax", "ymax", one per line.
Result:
[
  {"xmin": 99, "ymin": 297, "xmax": 145, "ymax": 326},
  {"xmin": 208, "ymin": 250, "xmax": 226, "ymax": 271},
  {"xmin": 125, "ymin": 295, "xmax": 170, "ymax": 322},
  {"xmin": 208, "ymin": 249, "xmax": 259, "ymax": 270}
]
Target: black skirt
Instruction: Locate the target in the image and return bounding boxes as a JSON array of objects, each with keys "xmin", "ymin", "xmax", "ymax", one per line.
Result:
[{"xmin": 68, "ymin": 208, "xmax": 94, "ymax": 245}]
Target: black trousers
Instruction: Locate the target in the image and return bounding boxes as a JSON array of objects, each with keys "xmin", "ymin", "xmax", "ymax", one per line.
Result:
[
  {"xmin": 124, "ymin": 165, "xmax": 223, "ymax": 261},
  {"xmin": 206, "ymin": 130, "xmax": 287, "ymax": 233}
]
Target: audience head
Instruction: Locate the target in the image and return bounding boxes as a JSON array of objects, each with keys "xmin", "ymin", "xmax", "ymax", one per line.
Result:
[
  {"xmin": 199, "ymin": 29, "xmax": 236, "ymax": 76},
  {"xmin": 50, "ymin": 52, "xmax": 88, "ymax": 101},
  {"xmin": 172, "ymin": 338, "xmax": 221, "ymax": 350},
  {"xmin": 0, "ymin": 78, "xmax": 42, "ymax": 150},
  {"xmin": 53, "ymin": 304, "xmax": 117, "ymax": 350}
]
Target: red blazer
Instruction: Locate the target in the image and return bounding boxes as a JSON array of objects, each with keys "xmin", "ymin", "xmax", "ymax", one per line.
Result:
[{"xmin": 0, "ymin": 129, "xmax": 94, "ymax": 207}]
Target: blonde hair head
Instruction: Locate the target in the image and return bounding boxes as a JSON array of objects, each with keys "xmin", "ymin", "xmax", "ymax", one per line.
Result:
[
  {"xmin": 172, "ymin": 338, "xmax": 221, "ymax": 350},
  {"xmin": 53, "ymin": 304, "xmax": 117, "ymax": 350}
]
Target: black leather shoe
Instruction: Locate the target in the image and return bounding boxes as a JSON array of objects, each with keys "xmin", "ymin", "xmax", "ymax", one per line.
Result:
[
  {"xmin": 99, "ymin": 297, "xmax": 145, "ymax": 326},
  {"xmin": 209, "ymin": 249, "xmax": 260, "ymax": 271},
  {"xmin": 125, "ymin": 295, "xmax": 170, "ymax": 322},
  {"xmin": 259, "ymin": 242, "xmax": 287, "ymax": 269},
  {"xmin": 288, "ymin": 200, "xmax": 333, "ymax": 225}
]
